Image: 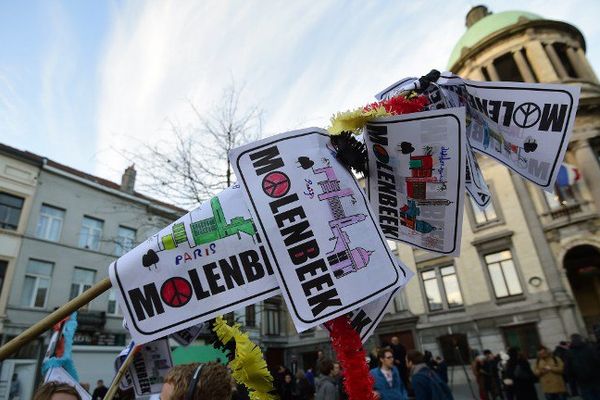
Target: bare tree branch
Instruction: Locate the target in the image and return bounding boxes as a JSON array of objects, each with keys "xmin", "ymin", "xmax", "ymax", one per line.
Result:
[{"xmin": 128, "ymin": 82, "xmax": 262, "ymax": 208}]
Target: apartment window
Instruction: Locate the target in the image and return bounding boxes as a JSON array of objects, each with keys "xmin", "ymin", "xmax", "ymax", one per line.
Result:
[
  {"xmin": 485, "ymin": 250, "xmax": 523, "ymax": 299},
  {"xmin": 0, "ymin": 192, "xmax": 24, "ymax": 230},
  {"xmin": 245, "ymin": 305, "xmax": 256, "ymax": 327},
  {"xmin": 107, "ymin": 288, "xmax": 120, "ymax": 315},
  {"xmin": 544, "ymin": 185, "xmax": 578, "ymax": 210},
  {"xmin": 79, "ymin": 216, "xmax": 104, "ymax": 250},
  {"xmin": 494, "ymin": 53, "xmax": 523, "ymax": 82},
  {"xmin": 36, "ymin": 205, "xmax": 65, "ymax": 241},
  {"xmin": 265, "ymin": 301, "xmax": 281, "ymax": 335},
  {"xmin": 21, "ymin": 260, "xmax": 53, "ymax": 308},
  {"xmin": 0, "ymin": 260, "xmax": 7, "ymax": 297},
  {"xmin": 470, "ymin": 197, "xmax": 498, "ymax": 225},
  {"xmin": 115, "ymin": 226, "xmax": 136, "ymax": 256},
  {"xmin": 421, "ymin": 265, "xmax": 463, "ymax": 312},
  {"xmin": 502, "ymin": 323, "xmax": 541, "ymax": 359},
  {"xmin": 394, "ymin": 290, "xmax": 408, "ymax": 312},
  {"xmin": 70, "ymin": 268, "xmax": 96, "ymax": 301}
]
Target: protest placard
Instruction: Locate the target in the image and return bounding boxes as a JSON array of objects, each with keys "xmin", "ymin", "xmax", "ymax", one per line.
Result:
[
  {"xmin": 231, "ymin": 128, "xmax": 409, "ymax": 332},
  {"xmin": 171, "ymin": 323, "xmax": 206, "ymax": 346},
  {"xmin": 109, "ymin": 185, "xmax": 280, "ymax": 344},
  {"xmin": 365, "ymin": 108, "xmax": 466, "ymax": 255},
  {"xmin": 377, "ymin": 74, "xmax": 491, "ymax": 208},
  {"xmin": 449, "ymin": 78, "xmax": 579, "ymax": 189},
  {"xmin": 114, "ymin": 341, "xmax": 135, "ymax": 390},
  {"xmin": 45, "ymin": 367, "xmax": 91, "ymax": 400},
  {"xmin": 128, "ymin": 338, "xmax": 173, "ymax": 397}
]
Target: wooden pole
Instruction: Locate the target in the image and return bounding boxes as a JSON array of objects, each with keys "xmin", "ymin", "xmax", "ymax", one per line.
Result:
[
  {"xmin": 0, "ymin": 277, "xmax": 112, "ymax": 361},
  {"xmin": 104, "ymin": 345, "xmax": 140, "ymax": 400}
]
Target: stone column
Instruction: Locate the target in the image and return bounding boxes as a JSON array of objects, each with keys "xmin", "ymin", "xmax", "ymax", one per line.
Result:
[
  {"xmin": 566, "ymin": 47, "xmax": 589, "ymax": 80},
  {"xmin": 468, "ymin": 67, "xmax": 486, "ymax": 81},
  {"xmin": 545, "ymin": 43, "xmax": 569, "ymax": 79},
  {"xmin": 509, "ymin": 174, "xmax": 570, "ymax": 302},
  {"xmin": 513, "ymin": 50, "xmax": 536, "ymax": 82},
  {"xmin": 575, "ymin": 47, "xmax": 599, "ymax": 83},
  {"xmin": 486, "ymin": 63, "xmax": 500, "ymax": 81},
  {"xmin": 525, "ymin": 41, "xmax": 559, "ymax": 81},
  {"xmin": 573, "ymin": 139, "xmax": 600, "ymax": 209}
]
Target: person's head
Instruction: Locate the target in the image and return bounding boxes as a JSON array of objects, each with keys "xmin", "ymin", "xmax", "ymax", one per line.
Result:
[
  {"xmin": 570, "ymin": 334, "xmax": 584, "ymax": 347},
  {"xmin": 295, "ymin": 370, "xmax": 305, "ymax": 380},
  {"xmin": 378, "ymin": 348, "xmax": 394, "ymax": 369},
  {"xmin": 332, "ymin": 362, "xmax": 341, "ymax": 377},
  {"xmin": 96, "ymin": 380, "xmax": 104, "ymax": 388},
  {"xmin": 284, "ymin": 374, "xmax": 292, "ymax": 384},
  {"xmin": 319, "ymin": 359, "xmax": 334, "ymax": 377},
  {"xmin": 559, "ymin": 340, "xmax": 568, "ymax": 347},
  {"xmin": 507, "ymin": 347, "xmax": 519, "ymax": 360},
  {"xmin": 277, "ymin": 365, "xmax": 285, "ymax": 373},
  {"xmin": 160, "ymin": 362, "xmax": 231, "ymax": 400},
  {"xmin": 391, "ymin": 336, "xmax": 399, "ymax": 345},
  {"xmin": 33, "ymin": 382, "xmax": 81, "ymax": 400},
  {"xmin": 406, "ymin": 350, "xmax": 425, "ymax": 370},
  {"xmin": 537, "ymin": 345, "xmax": 550, "ymax": 359},
  {"xmin": 317, "ymin": 350, "xmax": 324, "ymax": 359},
  {"xmin": 483, "ymin": 349, "xmax": 493, "ymax": 360}
]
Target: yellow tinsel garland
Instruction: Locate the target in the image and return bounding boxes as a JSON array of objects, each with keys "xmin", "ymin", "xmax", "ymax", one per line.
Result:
[
  {"xmin": 213, "ymin": 316, "xmax": 276, "ymax": 400},
  {"xmin": 327, "ymin": 105, "xmax": 391, "ymax": 136}
]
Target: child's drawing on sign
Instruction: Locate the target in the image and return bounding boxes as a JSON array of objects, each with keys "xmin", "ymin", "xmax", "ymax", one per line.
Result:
[{"xmin": 310, "ymin": 159, "xmax": 374, "ymax": 279}]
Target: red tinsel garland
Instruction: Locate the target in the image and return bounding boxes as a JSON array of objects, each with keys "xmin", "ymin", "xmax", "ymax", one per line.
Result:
[
  {"xmin": 326, "ymin": 315, "xmax": 375, "ymax": 400},
  {"xmin": 364, "ymin": 94, "xmax": 429, "ymax": 115}
]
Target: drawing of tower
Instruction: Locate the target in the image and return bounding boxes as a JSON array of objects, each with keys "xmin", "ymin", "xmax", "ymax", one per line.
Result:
[
  {"xmin": 313, "ymin": 164, "xmax": 373, "ymax": 278},
  {"xmin": 159, "ymin": 196, "xmax": 255, "ymax": 250}
]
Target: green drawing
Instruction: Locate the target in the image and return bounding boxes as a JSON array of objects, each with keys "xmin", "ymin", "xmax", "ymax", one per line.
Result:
[{"xmin": 160, "ymin": 196, "xmax": 255, "ymax": 250}]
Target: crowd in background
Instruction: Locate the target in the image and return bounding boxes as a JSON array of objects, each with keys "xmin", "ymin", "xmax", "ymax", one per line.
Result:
[{"xmin": 471, "ymin": 333, "xmax": 600, "ymax": 400}]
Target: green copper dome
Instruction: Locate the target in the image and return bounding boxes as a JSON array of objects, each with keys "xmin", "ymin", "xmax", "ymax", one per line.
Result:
[{"xmin": 448, "ymin": 10, "xmax": 543, "ymax": 69}]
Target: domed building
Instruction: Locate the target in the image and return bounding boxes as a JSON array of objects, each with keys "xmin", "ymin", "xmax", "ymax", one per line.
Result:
[{"xmin": 261, "ymin": 5, "xmax": 600, "ymax": 370}]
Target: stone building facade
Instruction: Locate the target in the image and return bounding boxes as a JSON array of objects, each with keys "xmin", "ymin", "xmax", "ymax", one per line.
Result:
[
  {"xmin": 0, "ymin": 144, "xmax": 184, "ymax": 390},
  {"xmin": 262, "ymin": 6, "xmax": 600, "ymax": 370}
]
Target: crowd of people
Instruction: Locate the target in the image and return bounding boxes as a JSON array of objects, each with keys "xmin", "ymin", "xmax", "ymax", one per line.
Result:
[
  {"xmin": 272, "ymin": 337, "xmax": 453, "ymax": 400},
  {"xmin": 470, "ymin": 334, "xmax": 600, "ymax": 400},
  {"xmin": 29, "ymin": 333, "xmax": 600, "ymax": 400}
]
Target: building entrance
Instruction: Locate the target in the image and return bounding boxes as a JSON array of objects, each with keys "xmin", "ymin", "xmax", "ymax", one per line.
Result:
[{"xmin": 564, "ymin": 245, "xmax": 600, "ymax": 335}]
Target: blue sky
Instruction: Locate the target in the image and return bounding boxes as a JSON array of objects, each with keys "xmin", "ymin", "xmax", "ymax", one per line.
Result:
[{"xmin": 1, "ymin": 0, "xmax": 599, "ymax": 185}]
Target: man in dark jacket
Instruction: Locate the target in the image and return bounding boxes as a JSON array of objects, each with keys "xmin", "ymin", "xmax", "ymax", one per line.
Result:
[
  {"xmin": 406, "ymin": 350, "xmax": 453, "ymax": 400},
  {"xmin": 390, "ymin": 337, "xmax": 408, "ymax": 387},
  {"xmin": 566, "ymin": 334, "xmax": 600, "ymax": 400},
  {"xmin": 91, "ymin": 380, "xmax": 108, "ymax": 400}
]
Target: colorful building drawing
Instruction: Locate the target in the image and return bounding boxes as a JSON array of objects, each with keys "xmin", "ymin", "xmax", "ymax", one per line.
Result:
[
  {"xmin": 399, "ymin": 200, "xmax": 436, "ymax": 234},
  {"xmin": 313, "ymin": 163, "xmax": 373, "ymax": 279},
  {"xmin": 409, "ymin": 155, "xmax": 433, "ymax": 177},
  {"xmin": 159, "ymin": 196, "xmax": 255, "ymax": 250}
]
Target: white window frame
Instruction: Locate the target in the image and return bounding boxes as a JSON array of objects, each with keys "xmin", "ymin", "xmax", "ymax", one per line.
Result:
[
  {"xmin": 21, "ymin": 260, "xmax": 53, "ymax": 308},
  {"xmin": 107, "ymin": 288, "xmax": 121, "ymax": 316},
  {"xmin": 36, "ymin": 204, "xmax": 65, "ymax": 241},
  {"xmin": 70, "ymin": 268, "xmax": 96, "ymax": 308},
  {"xmin": 420, "ymin": 264, "xmax": 464, "ymax": 312},
  {"xmin": 79, "ymin": 216, "xmax": 104, "ymax": 251},
  {"xmin": 115, "ymin": 226, "xmax": 136, "ymax": 256},
  {"xmin": 484, "ymin": 250, "xmax": 524, "ymax": 299}
]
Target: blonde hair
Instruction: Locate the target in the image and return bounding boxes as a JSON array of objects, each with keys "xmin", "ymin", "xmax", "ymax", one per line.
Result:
[{"xmin": 33, "ymin": 382, "xmax": 81, "ymax": 400}]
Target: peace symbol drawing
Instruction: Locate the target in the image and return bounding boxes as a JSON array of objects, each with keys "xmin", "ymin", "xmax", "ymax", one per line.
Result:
[
  {"xmin": 262, "ymin": 171, "xmax": 291, "ymax": 198},
  {"xmin": 160, "ymin": 277, "xmax": 193, "ymax": 308},
  {"xmin": 512, "ymin": 102, "xmax": 541, "ymax": 128}
]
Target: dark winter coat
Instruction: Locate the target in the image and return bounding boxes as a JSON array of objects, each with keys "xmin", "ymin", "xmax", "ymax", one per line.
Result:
[
  {"xmin": 505, "ymin": 359, "xmax": 537, "ymax": 400},
  {"xmin": 411, "ymin": 364, "xmax": 453, "ymax": 400}
]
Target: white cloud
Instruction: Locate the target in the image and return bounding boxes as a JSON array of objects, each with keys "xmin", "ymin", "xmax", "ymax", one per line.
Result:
[{"xmin": 95, "ymin": 0, "xmax": 600, "ymax": 183}]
